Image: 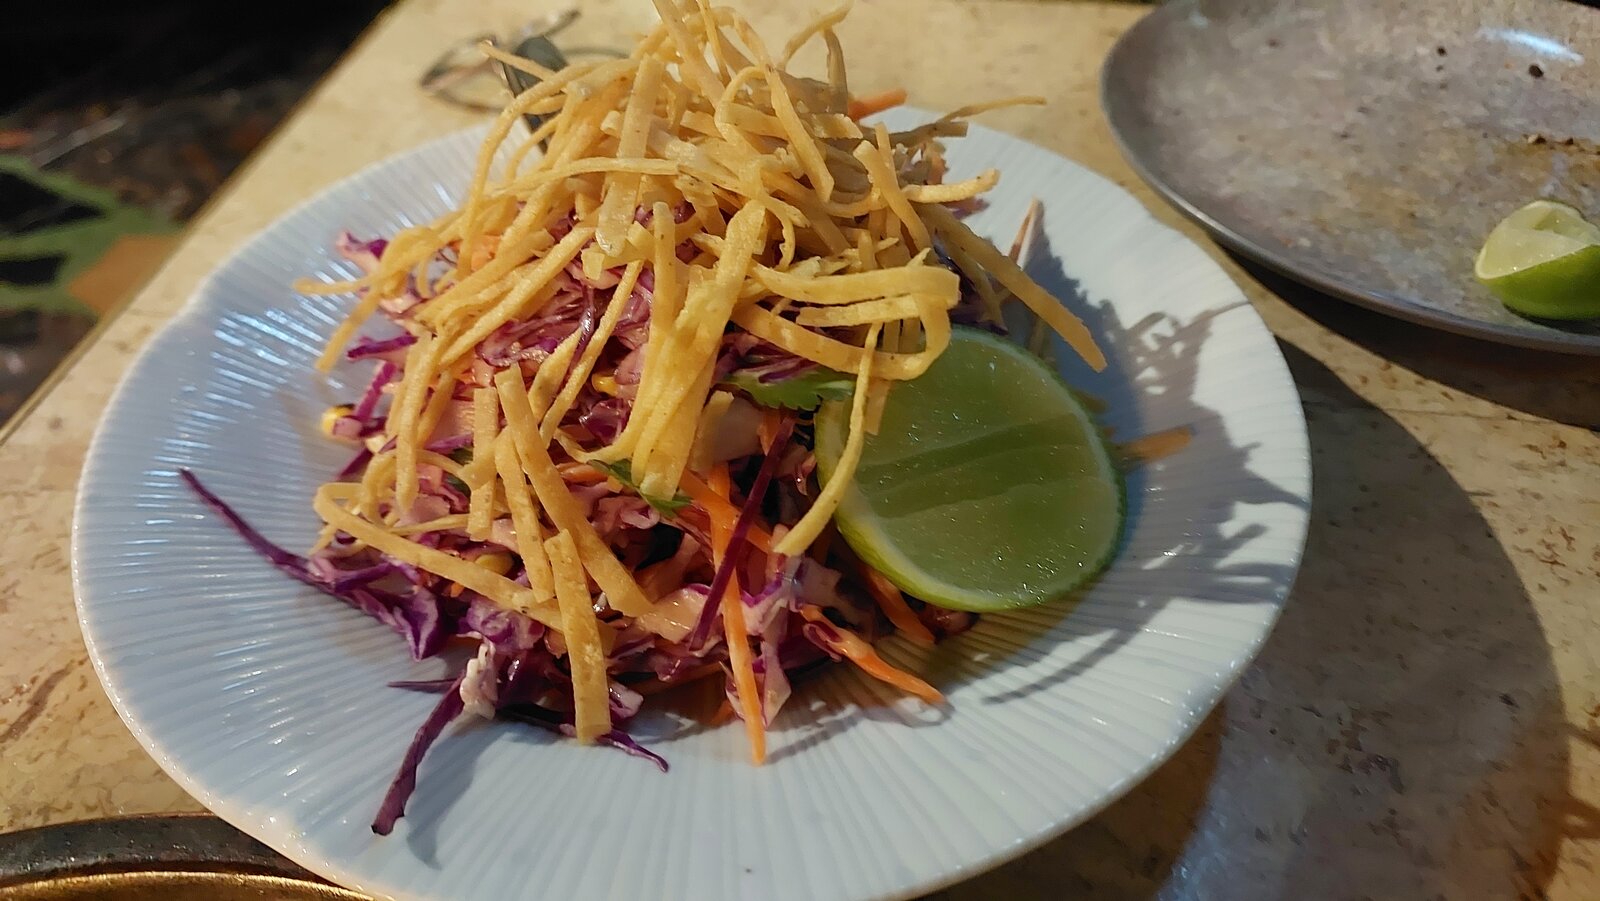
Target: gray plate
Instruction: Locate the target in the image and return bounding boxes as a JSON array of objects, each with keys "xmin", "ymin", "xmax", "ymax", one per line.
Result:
[
  {"xmin": 1102, "ymin": 0, "xmax": 1600, "ymax": 353},
  {"xmin": 0, "ymin": 815, "xmax": 370, "ymax": 899}
]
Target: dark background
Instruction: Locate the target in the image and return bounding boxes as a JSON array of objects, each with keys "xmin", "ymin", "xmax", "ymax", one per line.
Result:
[
  {"xmin": 3, "ymin": 0, "xmax": 392, "ymax": 219},
  {"xmin": 0, "ymin": 1, "xmax": 391, "ymax": 424}
]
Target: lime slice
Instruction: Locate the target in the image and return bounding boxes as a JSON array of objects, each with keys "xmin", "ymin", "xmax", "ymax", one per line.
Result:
[
  {"xmin": 815, "ymin": 327, "xmax": 1123, "ymax": 612},
  {"xmin": 1474, "ymin": 200, "xmax": 1600, "ymax": 320}
]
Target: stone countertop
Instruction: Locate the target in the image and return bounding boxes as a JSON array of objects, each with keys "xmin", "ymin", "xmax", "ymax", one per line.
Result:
[{"xmin": 2, "ymin": 1, "xmax": 1597, "ymax": 898}]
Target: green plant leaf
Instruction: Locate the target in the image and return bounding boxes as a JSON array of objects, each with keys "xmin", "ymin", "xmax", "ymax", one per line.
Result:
[
  {"xmin": 722, "ymin": 367, "xmax": 854, "ymax": 410},
  {"xmin": 589, "ymin": 460, "xmax": 692, "ymax": 515}
]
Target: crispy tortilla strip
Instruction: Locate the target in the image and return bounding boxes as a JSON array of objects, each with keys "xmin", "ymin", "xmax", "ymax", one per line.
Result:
[
  {"xmin": 773, "ymin": 322, "xmax": 881, "ymax": 555},
  {"xmin": 494, "ymin": 368, "xmax": 653, "ymax": 615},
  {"xmin": 920, "ymin": 202, "xmax": 1105, "ymax": 370},
  {"xmin": 545, "ymin": 529, "xmax": 612, "ymax": 744},
  {"xmin": 313, "ymin": 484, "xmax": 556, "ymax": 625}
]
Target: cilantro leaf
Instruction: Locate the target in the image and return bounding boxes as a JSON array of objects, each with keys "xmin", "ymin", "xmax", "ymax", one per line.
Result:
[
  {"xmin": 589, "ymin": 460, "xmax": 692, "ymax": 516},
  {"xmin": 443, "ymin": 449, "xmax": 474, "ymax": 497},
  {"xmin": 723, "ymin": 367, "xmax": 854, "ymax": 410}
]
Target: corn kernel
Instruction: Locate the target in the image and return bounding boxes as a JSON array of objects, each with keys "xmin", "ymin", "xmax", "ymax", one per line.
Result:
[
  {"xmin": 473, "ymin": 553, "xmax": 514, "ymax": 576},
  {"xmin": 320, "ymin": 405, "xmax": 354, "ymax": 437}
]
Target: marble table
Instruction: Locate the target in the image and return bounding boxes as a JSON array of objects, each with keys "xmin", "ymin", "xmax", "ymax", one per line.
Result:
[{"xmin": 2, "ymin": 1, "xmax": 1596, "ymax": 897}]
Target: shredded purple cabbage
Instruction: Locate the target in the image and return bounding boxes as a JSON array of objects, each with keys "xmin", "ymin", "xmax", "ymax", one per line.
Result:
[
  {"xmin": 183, "ymin": 185, "xmax": 987, "ymax": 839},
  {"xmin": 335, "ymin": 232, "xmax": 388, "ymax": 272},
  {"xmin": 335, "ymin": 447, "xmax": 373, "ymax": 480},
  {"xmin": 460, "ymin": 597, "xmax": 546, "ymax": 655},
  {"xmin": 609, "ymin": 681, "xmax": 645, "ymax": 722},
  {"xmin": 372, "ymin": 672, "xmax": 466, "ymax": 835},
  {"xmin": 589, "ymin": 729, "xmax": 669, "ymax": 772},
  {"xmin": 499, "ymin": 705, "xmax": 668, "ymax": 772},
  {"xmin": 686, "ymin": 415, "xmax": 796, "ymax": 650},
  {"xmin": 184, "ymin": 468, "xmax": 672, "ymax": 829},
  {"xmin": 423, "ymin": 433, "xmax": 475, "ymax": 454},
  {"xmin": 180, "ymin": 469, "xmax": 326, "ymax": 592},
  {"xmin": 346, "ymin": 333, "xmax": 417, "ymax": 360}
]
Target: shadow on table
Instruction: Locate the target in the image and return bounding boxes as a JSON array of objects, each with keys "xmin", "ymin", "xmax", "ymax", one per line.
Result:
[
  {"xmin": 1236, "ymin": 256, "xmax": 1600, "ymax": 431},
  {"xmin": 937, "ymin": 344, "xmax": 1577, "ymax": 900}
]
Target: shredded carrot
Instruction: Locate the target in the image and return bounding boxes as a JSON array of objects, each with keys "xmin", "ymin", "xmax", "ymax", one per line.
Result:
[
  {"xmin": 637, "ymin": 550, "xmax": 693, "ymax": 602},
  {"xmin": 860, "ymin": 566, "xmax": 936, "ymax": 647},
  {"xmin": 469, "ymin": 234, "xmax": 501, "ymax": 271},
  {"xmin": 757, "ymin": 407, "xmax": 784, "ymax": 454},
  {"xmin": 708, "ymin": 463, "xmax": 767, "ymax": 763},
  {"xmin": 799, "ymin": 606, "xmax": 943, "ymax": 704},
  {"xmin": 847, "ymin": 87, "xmax": 908, "ymax": 121},
  {"xmin": 679, "ymin": 471, "xmax": 774, "ymax": 552},
  {"xmin": 559, "ymin": 461, "xmax": 608, "ymax": 483}
]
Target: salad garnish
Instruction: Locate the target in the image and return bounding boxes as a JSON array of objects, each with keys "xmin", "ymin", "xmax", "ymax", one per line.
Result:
[{"xmin": 186, "ymin": 0, "xmax": 1109, "ymax": 835}]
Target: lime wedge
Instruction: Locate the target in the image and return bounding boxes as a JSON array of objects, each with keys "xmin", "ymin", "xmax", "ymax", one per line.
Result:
[
  {"xmin": 1474, "ymin": 200, "xmax": 1600, "ymax": 320},
  {"xmin": 815, "ymin": 327, "xmax": 1123, "ymax": 612}
]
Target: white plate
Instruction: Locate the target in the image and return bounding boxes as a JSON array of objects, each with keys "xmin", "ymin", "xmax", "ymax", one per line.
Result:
[{"xmin": 74, "ymin": 110, "xmax": 1310, "ymax": 901}]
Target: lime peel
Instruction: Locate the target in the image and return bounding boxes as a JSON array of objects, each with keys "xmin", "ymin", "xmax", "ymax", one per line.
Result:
[
  {"xmin": 815, "ymin": 327, "xmax": 1124, "ymax": 613},
  {"xmin": 1475, "ymin": 200, "xmax": 1600, "ymax": 320}
]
